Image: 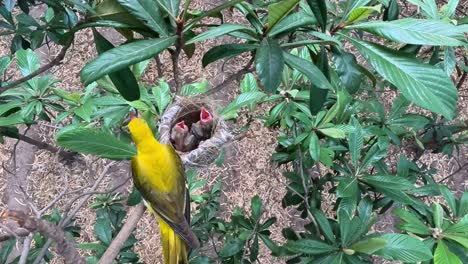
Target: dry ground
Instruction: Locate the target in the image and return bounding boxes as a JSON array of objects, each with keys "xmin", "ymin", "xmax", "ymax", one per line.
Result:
[{"xmin": 1, "ymin": 1, "xmax": 467, "ymax": 264}]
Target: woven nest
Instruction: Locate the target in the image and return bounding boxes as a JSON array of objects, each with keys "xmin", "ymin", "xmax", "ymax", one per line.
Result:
[{"xmin": 159, "ymin": 97, "xmax": 235, "ymax": 167}]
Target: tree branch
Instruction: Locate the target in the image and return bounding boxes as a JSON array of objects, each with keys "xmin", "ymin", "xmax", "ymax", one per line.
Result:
[
  {"xmin": 0, "ymin": 42, "xmax": 72, "ymax": 93},
  {"xmin": 98, "ymin": 203, "xmax": 146, "ymax": 264},
  {"xmin": 1, "ymin": 210, "xmax": 85, "ymax": 264},
  {"xmin": 17, "ymin": 133, "xmax": 76, "ymax": 160}
]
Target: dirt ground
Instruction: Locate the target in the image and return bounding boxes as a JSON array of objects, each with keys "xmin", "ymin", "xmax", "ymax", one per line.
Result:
[{"xmin": 1, "ymin": 1, "xmax": 467, "ymax": 264}]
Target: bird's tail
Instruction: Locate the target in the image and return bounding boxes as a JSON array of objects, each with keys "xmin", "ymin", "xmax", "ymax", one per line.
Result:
[{"xmin": 159, "ymin": 218, "xmax": 188, "ymax": 264}]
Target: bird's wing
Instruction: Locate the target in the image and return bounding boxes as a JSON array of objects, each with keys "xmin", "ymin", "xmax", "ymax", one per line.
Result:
[{"xmin": 131, "ymin": 146, "xmax": 198, "ymax": 248}]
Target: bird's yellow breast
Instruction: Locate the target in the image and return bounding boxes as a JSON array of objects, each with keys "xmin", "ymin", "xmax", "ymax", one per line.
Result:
[{"xmin": 132, "ymin": 143, "xmax": 179, "ymax": 193}]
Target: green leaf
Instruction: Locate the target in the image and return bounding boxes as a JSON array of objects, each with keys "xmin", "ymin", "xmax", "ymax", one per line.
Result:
[
  {"xmin": 346, "ymin": 5, "xmax": 382, "ymax": 24},
  {"xmin": 311, "ymin": 210, "xmax": 335, "ymax": 243},
  {"xmin": 283, "ymin": 52, "xmax": 332, "ymax": 90},
  {"xmin": 158, "ymin": 0, "xmax": 180, "ymax": 17},
  {"xmin": 332, "ymin": 50, "xmax": 363, "ymax": 94},
  {"xmin": 267, "ymin": 0, "xmax": 300, "ymax": 32},
  {"xmin": 349, "ymin": 117, "xmax": 363, "ymax": 169},
  {"xmin": 0, "ymin": 114, "xmax": 24, "ymax": 126},
  {"xmin": 350, "ymin": 238, "xmax": 387, "ymax": 254},
  {"xmin": 337, "ymin": 177, "xmax": 358, "ymax": 198},
  {"xmin": 186, "ymin": 24, "xmax": 256, "ymax": 45},
  {"xmin": 185, "ymin": 0, "xmax": 244, "ymax": 31},
  {"xmin": 152, "ymin": 79, "xmax": 171, "ymax": 114},
  {"xmin": 0, "ymin": 238, "xmax": 15, "ymax": 264},
  {"xmin": 93, "ymin": 29, "xmax": 140, "ymax": 101},
  {"xmin": 81, "ymin": 36, "xmax": 177, "ymax": 85},
  {"xmin": 348, "ymin": 37, "xmax": 458, "ymax": 119},
  {"xmin": 256, "ymin": 38, "xmax": 284, "ymax": 93},
  {"xmin": 433, "ymin": 202, "xmax": 444, "ymax": 229},
  {"xmin": 347, "ymin": 19, "xmax": 467, "ymax": 46},
  {"xmin": 306, "ymin": 0, "xmax": 327, "ymax": 31},
  {"xmin": 0, "ymin": 55, "xmax": 11, "ymax": 75},
  {"xmin": 221, "ymin": 91, "xmax": 266, "ymax": 119},
  {"xmin": 320, "ymin": 90, "xmax": 351, "ymax": 125},
  {"xmin": 78, "ymin": 242, "xmax": 108, "ymax": 254},
  {"xmin": 443, "ymin": 234, "xmax": 468, "ymax": 249},
  {"xmin": 269, "ymin": 11, "xmax": 316, "ymax": 37},
  {"xmin": 16, "ymin": 49, "xmax": 39, "ymax": 76},
  {"xmin": 384, "ymin": 0, "xmax": 400, "ymax": 21},
  {"xmin": 406, "ymin": 0, "xmax": 440, "ymax": 19},
  {"xmin": 375, "ymin": 234, "xmax": 433, "ymax": 262},
  {"xmin": 318, "ymin": 127, "xmax": 346, "ymax": 139},
  {"xmin": 361, "ymin": 175, "xmax": 413, "ymax": 191},
  {"xmin": 219, "ymin": 239, "xmax": 245, "ymax": 257},
  {"xmin": 394, "ymin": 208, "xmax": 432, "ymax": 235},
  {"xmin": 251, "ymin": 195, "xmax": 262, "ymax": 221},
  {"xmin": 95, "ymin": 217, "xmax": 112, "ymax": 245},
  {"xmin": 441, "ymin": 0, "xmax": 459, "ymax": 18},
  {"xmin": 444, "ymin": 215, "xmax": 468, "ymax": 234},
  {"xmin": 117, "ymin": 0, "xmax": 168, "ymax": 36},
  {"xmin": 434, "ymin": 240, "xmax": 462, "ymax": 264},
  {"xmin": 180, "ymin": 79, "xmax": 209, "ymax": 96},
  {"xmin": 127, "ymin": 187, "xmax": 142, "ymax": 206},
  {"xmin": 309, "ymin": 48, "xmax": 330, "ymax": 115},
  {"xmin": 202, "ymin": 43, "xmax": 257, "ymax": 67},
  {"xmin": 285, "ymin": 239, "xmax": 338, "ymax": 254},
  {"xmin": 56, "ymin": 128, "xmax": 136, "ymax": 160},
  {"xmin": 309, "ymin": 132, "xmax": 320, "ymax": 161},
  {"xmin": 439, "ymin": 185, "xmax": 457, "ymax": 216},
  {"xmin": 458, "ymin": 192, "xmax": 468, "ymax": 217}
]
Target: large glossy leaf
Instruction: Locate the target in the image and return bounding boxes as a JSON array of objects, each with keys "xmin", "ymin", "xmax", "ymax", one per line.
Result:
[
  {"xmin": 91, "ymin": 0, "xmax": 148, "ymax": 29},
  {"xmin": 283, "ymin": 52, "xmax": 332, "ymax": 90},
  {"xmin": 186, "ymin": 24, "xmax": 256, "ymax": 45},
  {"xmin": 361, "ymin": 175, "xmax": 414, "ymax": 190},
  {"xmin": 158, "ymin": 0, "xmax": 180, "ymax": 17},
  {"xmin": 285, "ymin": 239, "xmax": 338, "ymax": 254},
  {"xmin": 202, "ymin": 43, "xmax": 258, "ymax": 67},
  {"xmin": 306, "ymin": 0, "xmax": 327, "ymax": 31},
  {"xmin": 221, "ymin": 91, "xmax": 266, "ymax": 119},
  {"xmin": 117, "ymin": 0, "xmax": 168, "ymax": 36},
  {"xmin": 185, "ymin": 0, "xmax": 244, "ymax": 31},
  {"xmin": 256, "ymin": 38, "xmax": 284, "ymax": 93},
  {"xmin": 93, "ymin": 30, "xmax": 140, "ymax": 101},
  {"xmin": 347, "ymin": 19, "xmax": 467, "ymax": 46},
  {"xmin": 56, "ymin": 128, "xmax": 136, "ymax": 160},
  {"xmin": 350, "ymin": 238, "xmax": 387, "ymax": 254},
  {"xmin": 16, "ymin": 49, "xmax": 39, "ymax": 76},
  {"xmin": 269, "ymin": 11, "xmax": 316, "ymax": 37},
  {"xmin": 346, "ymin": 5, "xmax": 382, "ymax": 24},
  {"xmin": 435, "ymin": 240, "xmax": 462, "ymax": 264},
  {"xmin": 333, "ymin": 50, "xmax": 363, "ymax": 94},
  {"xmin": 81, "ymin": 36, "xmax": 176, "ymax": 84},
  {"xmin": 349, "ymin": 117, "xmax": 363, "ymax": 169},
  {"xmin": 267, "ymin": 0, "xmax": 300, "ymax": 32},
  {"xmin": 375, "ymin": 234, "xmax": 433, "ymax": 262},
  {"xmin": 0, "ymin": 55, "xmax": 11, "ymax": 75},
  {"xmin": 348, "ymin": 37, "xmax": 458, "ymax": 119}
]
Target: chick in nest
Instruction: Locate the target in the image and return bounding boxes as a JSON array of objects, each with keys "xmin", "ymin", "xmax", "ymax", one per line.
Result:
[
  {"xmin": 191, "ymin": 107, "xmax": 213, "ymax": 141},
  {"xmin": 171, "ymin": 121, "xmax": 198, "ymax": 152}
]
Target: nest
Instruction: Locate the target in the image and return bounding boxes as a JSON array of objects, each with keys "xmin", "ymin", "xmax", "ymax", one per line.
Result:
[{"xmin": 159, "ymin": 97, "xmax": 235, "ymax": 167}]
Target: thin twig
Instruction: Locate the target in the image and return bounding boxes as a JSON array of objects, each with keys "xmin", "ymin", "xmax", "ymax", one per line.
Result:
[
  {"xmin": 17, "ymin": 134, "xmax": 76, "ymax": 160},
  {"xmin": 18, "ymin": 234, "xmax": 33, "ymax": 264},
  {"xmin": 97, "ymin": 203, "xmax": 146, "ymax": 264},
  {"xmin": 0, "ymin": 42, "xmax": 72, "ymax": 93},
  {"xmin": 155, "ymin": 54, "xmax": 164, "ymax": 77},
  {"xmin": 2, "ymin": 210, "xmax": 85, "ymax": 264},
  {"xmin": 32, "ymin": 162, "xmax": 115, "ymax": 264}
]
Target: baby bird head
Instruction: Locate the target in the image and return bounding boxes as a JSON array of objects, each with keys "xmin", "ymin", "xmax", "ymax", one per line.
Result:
[{"xmin": 128, "ymin": 116, "xmax": 154, "ymax": 145}]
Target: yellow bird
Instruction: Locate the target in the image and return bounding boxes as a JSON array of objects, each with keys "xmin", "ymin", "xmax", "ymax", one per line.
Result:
[{"xmin": 128, "ymin": 117, "xmax": 199, "ymax": 264}]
